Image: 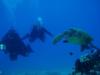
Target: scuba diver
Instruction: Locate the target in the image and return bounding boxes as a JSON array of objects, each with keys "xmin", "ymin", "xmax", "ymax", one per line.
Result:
[
  {"xmin": 0, "ymin": 28, "xmax": 33, "ymax": 61},
  {"xmin": 72, "ymin": 58, "xmax": 96, "ymax": 75},
  {"xmin": 70, "ymin": 48, "xmax": 100, "ymax": 75},
  {"xmin": 23, "ymin": 17, "xmax": 53, "ymax": 43},
  {"xmin": 53, "ymin": 28, "xmax": 99, "ymax": 52}
]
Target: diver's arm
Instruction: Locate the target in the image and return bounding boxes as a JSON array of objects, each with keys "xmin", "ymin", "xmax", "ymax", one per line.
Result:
[{"xmin": 43, "ymin": 28, "xmax": 53, "ymax": 37}]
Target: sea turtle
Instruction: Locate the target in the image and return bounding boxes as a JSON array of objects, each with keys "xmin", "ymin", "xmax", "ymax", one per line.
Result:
[{"xmin": 53, "ymin": 28, "xmax": 94, "ymax": 51}]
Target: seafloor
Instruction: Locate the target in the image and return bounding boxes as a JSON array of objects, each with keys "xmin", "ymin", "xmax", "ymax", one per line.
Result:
[{"xmin": 0, "ymin": 69, "xmax": 71, "ymax": 75}]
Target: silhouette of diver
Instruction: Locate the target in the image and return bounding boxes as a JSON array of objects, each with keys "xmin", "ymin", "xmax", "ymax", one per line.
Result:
[
  {"xmin": 23, "ymin": 17, "xmax": 53, "ymax": 43},
  {"xmin": 0, "ymin": 28, "xmax": 33, "ymax": 61}
]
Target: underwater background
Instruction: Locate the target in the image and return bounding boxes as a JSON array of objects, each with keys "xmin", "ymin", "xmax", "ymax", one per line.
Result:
[{"xmin": 0, "ymin": 0, "xmax": 100, "ymax": 75}]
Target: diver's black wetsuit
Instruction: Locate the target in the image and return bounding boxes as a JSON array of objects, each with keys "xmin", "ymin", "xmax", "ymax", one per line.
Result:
[
  {"xmin": 1, "ymin": 28, "xmax": 33, "ymax": 61},
  {"xmin": 23, "ymin": 25, "xmax": 53, "ymax": 43}
]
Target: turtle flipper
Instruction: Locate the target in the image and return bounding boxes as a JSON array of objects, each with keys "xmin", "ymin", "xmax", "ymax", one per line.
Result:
[
  {"xmin": 52, "ymin": 34, "xmax": 64, "ymax": 44},
  {"xmin": 52, "ymin": 31, "xmax": 69, "ymax": 44}
]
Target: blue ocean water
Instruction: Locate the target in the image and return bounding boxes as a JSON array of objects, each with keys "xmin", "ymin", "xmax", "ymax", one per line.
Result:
[{"xmin": 0, "ymin": 0, "xmax": 100, "ymax": 75}]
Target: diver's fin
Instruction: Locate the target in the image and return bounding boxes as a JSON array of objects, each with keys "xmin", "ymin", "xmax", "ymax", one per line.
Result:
[{"xmin": 22, "ymin": 33, "xmax": 30, "ymax": 40}]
